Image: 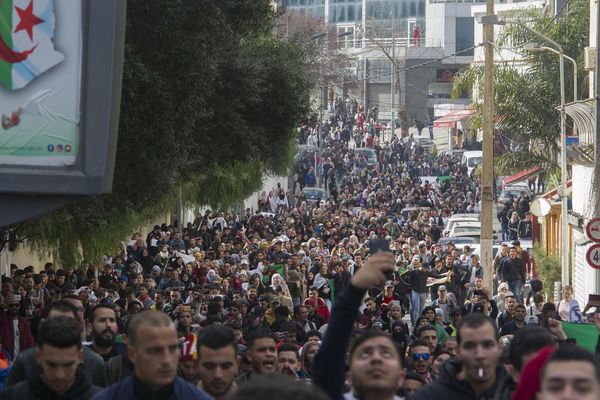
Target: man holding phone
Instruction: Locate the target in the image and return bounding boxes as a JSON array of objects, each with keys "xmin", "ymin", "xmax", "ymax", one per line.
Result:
[{"xmin": 314, "ymin": 251, "xmax": 407, "ymax": 400}]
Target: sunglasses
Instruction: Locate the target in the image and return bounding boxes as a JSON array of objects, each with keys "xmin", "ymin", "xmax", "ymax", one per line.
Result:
[{"xmin": 412, "ymin": 353, "xmax": 431, "ymax": 361}]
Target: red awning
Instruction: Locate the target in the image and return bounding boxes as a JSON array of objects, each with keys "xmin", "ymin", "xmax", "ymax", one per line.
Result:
[
  {"xmin": 502, "ymin": 166, "xmax": 541, "ymax": 187},
  {"xmin": 542, "ymin": 180, "xmax": 573, "ymax": 202},
  {"xmin": 433, "ymin": 109, "xmax": 475, "ymax": 128}
]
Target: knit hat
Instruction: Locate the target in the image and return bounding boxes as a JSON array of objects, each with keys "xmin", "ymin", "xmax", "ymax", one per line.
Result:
[
  {"xmin": 511, "ymin": 346, "xmax": 555, "ymax": 400},
  {"xmin": 180, "ymin": 335, "xmax": 198, "ymax": 362}
]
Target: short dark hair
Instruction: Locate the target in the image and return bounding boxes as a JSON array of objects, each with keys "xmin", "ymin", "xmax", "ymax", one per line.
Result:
[
  {"xmin": 247, "ymin": 329, "xmax": 277, "ymax": 350},
  {"xmin": 275, "ymin": 305, "xmax": 289, "ymax": 318},
  {"xmin": 415, "ymin": 324, "xmax": 437, "ymax": 339},
  {"xmin": 306, "ymin": 330, "xmax": 322, "ymax": 340},
  {"xmin": 409, "ymin": 340, "xmax": 430, "ymax": 355},
  {"xmin": 456, "ymin": 313, "xmax": 498, "ymax": 345},
  {"xmin": 278, "ymin": 343, "xmax": 299, "ymax": 359},
  {"xmin": 293, "ymin": 304, "xmax": 306, "ymax": 317},
  {"xmin": 509, "ymin": 326, "xmax": 554, "ymax": 372},
  {"xmin": 515, "ymin": 304, "xmax": 526, "ymax": 311},
  {"xmin": 197, "ymin": 325, "xmax": 238, "ymax": 356},
  {"xmin": 42, "ymin": 301, "xmax": 79, "ymax": 320},
  {"xmin": 38, "ymin": 316, "xmax": 81, "ymax": 350},
  {"xmin": 541, "ymin": 345, "xmax": 600, "ymax": 382},
  {"xmin": 348, "ymin": 330, "xmax": 402, "ymax": 366},
  {"xmin": 90, "ymin": 304, "xmax": 116, "ymax": 322}
]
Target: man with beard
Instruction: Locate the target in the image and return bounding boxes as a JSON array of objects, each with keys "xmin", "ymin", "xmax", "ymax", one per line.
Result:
[
  {"xmin": 5, "ymin": 301, "xmax": 106, "ymax": 388},
  {"xmin": 0, "ymin": 294, "xmax": 35, "ymax": 359},
  {"xmin": 196, "ymin": 325, "xmax": 239, "ymax": 399},
  {"xmin": 0, "ymin": 317, "xmax": 100, "ymax": 400},
  {"xmin": 87, "ymin": 304, "xmax": 125, "ymax": 362},
  {"xmin": 235, "ymin": 329, "xmax": 278, "ymax": 385}
]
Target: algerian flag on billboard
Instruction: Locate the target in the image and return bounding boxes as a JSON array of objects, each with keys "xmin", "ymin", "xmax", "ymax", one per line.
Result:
[{"xmin": 0, "ymin": 0, "xmax": 64, "ymax": 90}]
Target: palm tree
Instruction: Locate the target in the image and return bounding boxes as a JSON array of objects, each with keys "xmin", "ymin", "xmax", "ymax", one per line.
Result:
[{"xmin": 452, "ymin": 0, "xmax": 589, "ymax": 179}]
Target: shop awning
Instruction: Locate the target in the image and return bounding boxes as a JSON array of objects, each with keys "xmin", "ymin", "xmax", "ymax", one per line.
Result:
[
  {"xmin": 542, "ymin": 180, "xmax": 573, "ymax": 202},
  {"xmin": 433, "ymin": 109, "xmax": 475, "ymax": 128},
  {"xmin": 502, "ymin": 166, "xmax": 540, "ymax": 187}
]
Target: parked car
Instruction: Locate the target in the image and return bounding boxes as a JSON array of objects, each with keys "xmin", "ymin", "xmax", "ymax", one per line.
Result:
[
  {"xmin": 461, "ymin": 150, "xmax": 483, "ymax": 176},
  {"xmin": 402, "ymin": 136, "xmax": 436, "ymax": 153},
  {"xmin": 302, "ymin": 186, "xmax": 327, "ymax": 204},
  {"xmin": 496, "ymin": 185, "xmax": 531, "ymax": 209},
  {"xmin": 354, "ymin": 147, "xmax": 378, "ymax": 168},
  {"xmin": 293, "ymin": 145, "xmax": 319, "ymax": 166},
  {"xmin": 447, "ymin": 221, "xmax": 481, "ymax": 237},
  {"xmin": 444, "ymin": 216, "xmax": 481, "ymax": 236},
  {"xmin": 439, "ymin": 149, "xmax": 466, "ymax": 159},
  {"xmin": 437, "ymin": 236, "xmax": 479, "ymax": 248}
]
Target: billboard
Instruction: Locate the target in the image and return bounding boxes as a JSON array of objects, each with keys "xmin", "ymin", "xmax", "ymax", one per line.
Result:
[
  {"xmin": 0, "ymin": 0, "xmax": 125, "ymax": 195},
  {"xmin": 0, "ymin": 0, "xmax": 81, "ymax": 166}
]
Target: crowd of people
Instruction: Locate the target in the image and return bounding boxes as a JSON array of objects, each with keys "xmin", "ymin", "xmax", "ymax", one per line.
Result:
[{"xmin": 0, "ymin": 102, "xmax": 599, "ymax": 400}]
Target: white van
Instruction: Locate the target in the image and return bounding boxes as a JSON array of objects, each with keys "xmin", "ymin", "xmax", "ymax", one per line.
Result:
[{"xmin": 461, "ymin": 150, "xmax": 483, "ymax": 175}]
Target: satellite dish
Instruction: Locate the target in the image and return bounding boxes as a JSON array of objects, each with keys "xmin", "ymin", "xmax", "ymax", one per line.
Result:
[{"xmin": 530, "ymin": 197, "xmax": 551, "ymax": 217}]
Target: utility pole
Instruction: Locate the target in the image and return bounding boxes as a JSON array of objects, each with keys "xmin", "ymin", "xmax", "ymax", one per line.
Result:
[
  {"xmin": 595, "ymin": 0, "xmax": 600, "ymax": 296},
  {"xmin": 595, "ymin": 0, "xmax": 600, "ymax": 216},
  {"xmin": 481, "ymin": 0, "xmax": 495, "ymax": 294},
  {"xmin": 390, "ymin": 8, "xmax": 396, "ymax": 142}
]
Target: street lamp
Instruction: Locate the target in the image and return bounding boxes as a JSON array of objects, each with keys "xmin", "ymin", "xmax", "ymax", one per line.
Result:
[
  {"xmin": 482, "ymin": 15, "xmax": 570, "ymax": 286},
  {"xmin": 524, "ymin": 43, "xmax": 578, "ymax": 102}
]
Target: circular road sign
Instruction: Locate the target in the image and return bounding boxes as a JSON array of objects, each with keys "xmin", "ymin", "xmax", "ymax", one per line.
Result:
[
  {"xmin": 586, "ymin": 244, "xmax": 600, "ymax": 270},
  {"xmin": 586, "ymin": 218, "xmax": 600, "ymax": 243}
]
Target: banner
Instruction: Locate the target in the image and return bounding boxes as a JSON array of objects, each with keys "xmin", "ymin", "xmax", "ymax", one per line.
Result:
[{"xmin": 562, "ymin": 322, "xmax": 598, "ymax": 353}]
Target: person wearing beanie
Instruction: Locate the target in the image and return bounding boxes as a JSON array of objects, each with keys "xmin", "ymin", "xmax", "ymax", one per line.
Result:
[{"xmin": 178, "ymin": 335, "xmax": 200, "ymax": 384}]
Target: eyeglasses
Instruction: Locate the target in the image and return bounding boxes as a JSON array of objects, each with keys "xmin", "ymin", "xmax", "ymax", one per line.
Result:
[{"xmin": 412, "ymin": 353, "xmax": 431, "ymax": 361}]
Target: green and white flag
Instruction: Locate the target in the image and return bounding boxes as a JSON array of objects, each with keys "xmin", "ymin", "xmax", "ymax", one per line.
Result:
[{"xmin": 0, "ymin": 0, "xmax": 64, "ymax": 90}]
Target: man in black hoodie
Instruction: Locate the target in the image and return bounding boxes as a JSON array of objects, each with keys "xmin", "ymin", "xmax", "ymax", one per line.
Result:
[
  {"xmin": 0, "ymin": 316, "xmax": 100, "ymax": 400},
  {"xmin": 411, "ymin": 313, "xmax": 505, "ymax": 400}
]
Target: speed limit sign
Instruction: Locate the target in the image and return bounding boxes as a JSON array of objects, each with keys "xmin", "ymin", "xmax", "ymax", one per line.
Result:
[{"xmin": 586, "ymin": 244, "xmax": 600, "ymax": 270}]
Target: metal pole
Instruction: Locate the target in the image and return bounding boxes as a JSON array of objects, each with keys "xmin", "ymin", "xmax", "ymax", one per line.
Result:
[
  {"xmin": 507, "ymin": 20, "xmax": 569, "ymax": 285},
  {"xmin": 319, "ymin": 38, "xmax": 324, "ymax": 188},
  {"xmin": 391, "ymin": 9, "xmax": 395, "ymax": 143},
  {"xmin": 536, "ymin": 47, "xmax": 577, "ymax": 102},
  {"xmin": 481, "ymin": 0, "xmax": 495, "ymax": 295},
  {"xmin": 559, "ymin": 54, "xmax": 569, "ymax": 285}
]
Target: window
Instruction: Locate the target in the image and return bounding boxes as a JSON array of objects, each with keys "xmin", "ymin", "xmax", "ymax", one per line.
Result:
[{"xmin": 455, "ymin": 17, "xmax": 474, "ymax": 56}]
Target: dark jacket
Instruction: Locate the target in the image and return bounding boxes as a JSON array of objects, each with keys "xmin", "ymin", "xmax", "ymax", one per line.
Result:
[
  {"xmin": 0, "ymin": 366, "xmax": 100, "ymax": 400},
  {"xmin": 5, "ymin": 345, "xmax": 106, "ymax": 388},
  {"xmin": 313, "ymin": 283, "xmax": 366, "ymax": 400},
  {"xmin": 410, "ymin": 357, "xmax": 506, "ymax": 400},
  {"xmin": 105, "ymin": 354, "xmax": 134, "ymax": 386},
  {"xmin": 493, "ymin": 373, "xmax": 516, "ymax": 400},
  {"xmin": 91, "ymin": 375, "xmax": 211, "ymax": 400},
  {"xmin": 498, "ymin": 257, "xmax": 525, "ymax": 284}
]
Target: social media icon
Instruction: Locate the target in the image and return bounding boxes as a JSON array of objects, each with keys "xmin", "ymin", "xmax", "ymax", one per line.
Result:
[
  {"xmin": 56, "ymin": 144, "xmax": 63, "ymax": 152},
  {"xmin": 65, "ymin": 144, "xmax": 72, "ymax": 152},
  {"xmin": 47, "ymin": 144, "xmax": 54, "ymax": 152}
]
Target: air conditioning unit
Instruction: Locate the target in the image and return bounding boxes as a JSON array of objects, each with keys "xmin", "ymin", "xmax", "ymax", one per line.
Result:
[{"xmin": 584, "ymin": 47, "xmax": 596, "ymax": 71}]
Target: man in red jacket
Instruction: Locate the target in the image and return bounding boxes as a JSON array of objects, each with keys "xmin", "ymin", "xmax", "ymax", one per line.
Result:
[
  {"xmin": 304, "ymin": 288, "xmax": 329, "ymax": 323},
  {"xmin": 0, "ymin": 294, "xmax": 35, "ymax": 359}
]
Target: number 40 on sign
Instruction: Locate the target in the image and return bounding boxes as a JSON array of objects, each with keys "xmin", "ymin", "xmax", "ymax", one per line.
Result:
[{"xmin": 586, "ymin": 244, "xmax": 600, "ymax": 270}]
